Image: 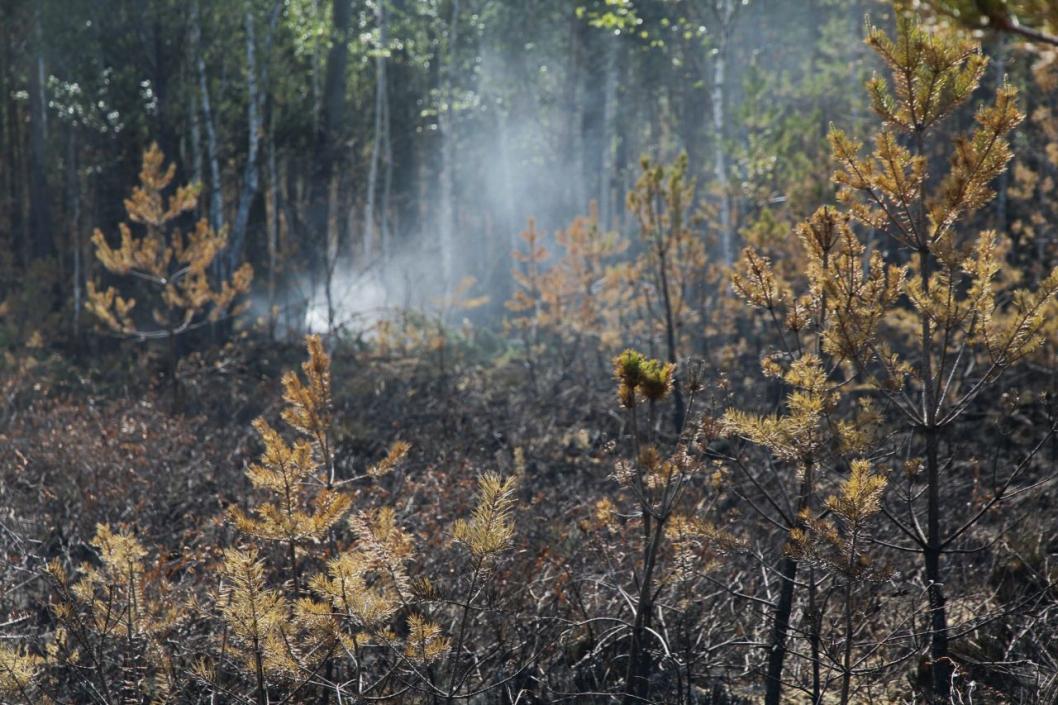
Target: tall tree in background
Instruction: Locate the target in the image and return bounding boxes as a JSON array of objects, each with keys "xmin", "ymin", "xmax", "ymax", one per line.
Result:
[
  {"xmin": 709, "ymin": 0, "xmax": 738, "ymax": 266},
  {"xmin": 0, "ymin": 0, "xmax": 894, "ymax": 340},
  {"xmin": 27, "ymin": 4, "xmax": 51, "ymax": 263},
  {"xmin": 191, "ymin": 0, "xmax": 223, "ymax": 236},
  {"xmin": 438, "ymin": 0, "xmax": 461, "ymax": 299},
  {"xmin": 311, "ymin": 0, "xmax": 352, "ymax": 328},
  {"xmin": 230, "ymin": 0, "xmax": 283, "ymax": 275},
  {"xmin": 364, "ymin": 0, "xmax": 391, "ymax": 265}
]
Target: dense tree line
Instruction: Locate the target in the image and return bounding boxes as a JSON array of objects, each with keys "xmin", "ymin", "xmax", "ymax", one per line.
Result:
[
  {"xmin": 3, "ymin": 2, "xmax": 1058, "ymax": 705},
  {"xmin": 0, "ymin": 0, "xmax": 883, "ymax": 341}
]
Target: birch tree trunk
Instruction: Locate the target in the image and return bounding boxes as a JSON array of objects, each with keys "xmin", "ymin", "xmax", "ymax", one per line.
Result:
[
  {"xmin": 381, "ymin": 73, "xmax": 393, "ymax": 263},
  {"xmin": 497, "ymin": 112, "xmax": 517, "ymax": 306},
  {"xmin": 230, "ymin": 4, "xmax": 260, "ymax": 274},
  {"xmin": 266, "ymin": 106, "xmax": 279, "ymax": 338},
  {"xmin": 230, "ymin": 0, "xmax": 283, "ymax": 274},
  {"xmin": 311, "ymin": 0, "xmax": 322, "ymax": 137},
  {"xmin": 28, "ymin": 6, "xmax": 52, "ymax": 262},
  {"xmin": 191, "ymin": 1, "xmax": 223, "ymax": 235},
  {"xmin": 438, "ymin": 0, "xmax": 460, "ymax": 299},
  {"xmin": 325, "ymin": 175, "xmax": 339, "ymax": 333},
  {"xmin": 599, "ymin": 33, "xmax": 618, "ymax": 230},
  {"xmin": 565, "ymin": 8, "xmax": 585, "ymax": 215},
  {"xmin": 0, "ymin": 14, "xmax": 13, "ymax": 251},
  {"xmin": 712, "ymin": 0, "xmax": 734, "ymax": 266},
  {"xmin": 188, "ymin": 90, "xmax": 203, "ymax": 186},
  {"xmin": 66, "ymin": 125, "xmax": 81, "ymax": 339},
  {"xmin": 364, "ymin": 0, "xmax": 389, "ymax": 267},
  {"xmin": 310, "ymin": 0, "xmax": 351, "ymax": 312}
]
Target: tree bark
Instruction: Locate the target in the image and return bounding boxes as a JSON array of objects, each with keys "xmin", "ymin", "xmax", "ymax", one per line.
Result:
[
  {"xmin": 309, "ymin": 0, "xmax": 351, "ymax": 297},
  {"xmin": 712, "ymin": 0, "xmax": 734, "ymax": 266},
  {"xmin": 438, "ymin": 0, "xmax": 461, "ymax": 299},
  {"xmin": 191, "ymin": 1, "xmax": 223, "ymax": 235},
  {"xmin": 765, "ymin": 463, "xmax": 814, "ymax": 705},
  {"xmin": 599, "ymin": 33, "xmax": 618, "ymax": 230},
  {"xmin": 381, "ymin": 73, "xmax": 393, "ymax": 263},
  {"xmin": 230, "ymin": 4, "xmax": 261, "ymax": 272},
  {"xmin": 924, "ymin": 425, "xmax": 951, "ymax": 699},
  {"xmin": 565, "ymin": 7, "xmax": 585, "ymax": 215},
  {"xmin": 230, "ymin": 0, "xmax": 282, "ymax": 271},
  {"xmin": 28, "ymin": 6, "xmax": 52, "ymax": 261},
  {"xmin": 188, "ymin": 90, "xmax": 203, "ymax": 186},
  {"xmin": 765, "ymin": 554, "xmax": 798, "ymax": 705},
  {"xmin": 66, "ymin": 124, "xmax": 81, "ymax": 341},
  {"xmin": 364, "ymin": 0, "xmax": 388, "ymax": 266},
  {"xmin": 266, "ymin": 105, "xmax": 280, "ymax": 338},
  {"xmin": 622, "ymin": 516, "xmax": 666, "ymax": 704},
  {"xmin": 919, "ymin": 246, "xmax": 952, "ymax": 700}
]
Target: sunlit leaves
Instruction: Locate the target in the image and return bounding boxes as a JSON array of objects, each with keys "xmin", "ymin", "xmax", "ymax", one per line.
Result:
[{"xmin": 576, "ymin": 0, "xmax": 640, "ymax": 33}]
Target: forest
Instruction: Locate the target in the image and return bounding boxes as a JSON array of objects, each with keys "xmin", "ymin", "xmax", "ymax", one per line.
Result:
[{"xmin": 3, "ymin": 0, "xmax": 1058, "ymax": 703}]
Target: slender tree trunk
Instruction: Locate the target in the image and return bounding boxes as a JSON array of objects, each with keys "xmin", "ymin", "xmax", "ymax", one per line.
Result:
[
  {"xmin": 167, "ymin": 322, "xmax": 179, "ymax": 408},
  {"xmin": 231, "ymin": 0, "xmax": 282, "ymax": 271},
  {"xmin": 765, "ymin": 554, "xmax": 799, "ymax": 705},
  {"xmin": 66, "ymin": 126, "xmax": 82, "ymax": 341},
  {"xmin": 924, "ymin": 426, "xmax": 951, "ymax": 698},
  {"xmin": 579, "ymin": 26, "xmax": 603, "ymax": 224},
  {"xmin": 311, "ymin": 0, "xmax": 322, "ymax": 137},
  {"xmin": 496, "ymin": 113, "xmax": 517, "ymax": 308},
  {"xmin": 364, "ymin": 0, "xmax": 388, "ymax": 266},
  {"xmin": 346, "ymin": 178, "xmax": 357, "ymax": 267},
  {"xmin": 808, "ymin": 568, "xmax": 822, "ymax": 704},
  {"xmin": 192, "ymin": 1, "xmax": 223, "ymax": 235},
  {"xmin": 839, "ymin": 542, "xmax": 857, "ymax": 705},
  {"xmin": 712, "ymin": 0, "xmax": 734, "ymax": 266},
  {"xmin": 266, "ymin": 108, "xmax": 279, "ymax": 338},
  {"xmin": 145, "ymin": 12, "xmax": 178, "ymax": 171},
  {"xmin": 310, "ymin": 0, "xmax": 351, "ymax": 304},
  {"xmin": 253, "ymin": 634, "xmax": 267, "ymax": 705},
  {"xmin": 380, "ymin": 72, "xmax": 393, "ymax": 263},
  {"xmin": 656, "ymin": 241, "xmax": 686, "ymax": 433},
  {"xmin": 599, "ymin": 33, "xmax": 618, "ymax": 230},
  {"xmin": 3, "ymin": 2, "xmax": 28, "ymax": 267},
  {"xmin": 325, "ymin": 175, "xmax": 339, "ymax": 333},
  {"xmin": 0, "ymin": 12, "xmax": 10, "ymax": 241},
  {"xmin": 188, "ymin": 90, "xmax": 203, "ymax": 186},
  {"xmin": 919, "ymin": 247, "xmax": 951, "ymax": 700},
  {"xmin": 765, "ymin": 463, "xmax": 814, "ymax": 705},
  {"xmin": 230, "ymin": 4, "xmax": 261, "ymax": 273},
  {"xmin": 438, "ymin": 0, "xmax": 461, "ymax": 299},
  {"xmin": 28, "ymin": 6, "xmax": 52, "ymax": 262},
  {"xmin": 565, "ymin": 7, "xmax": 585, "ymax": 215},
  {"xmin": 622, "ymin": 516, "xmax": 667, "ymax": 704}
]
